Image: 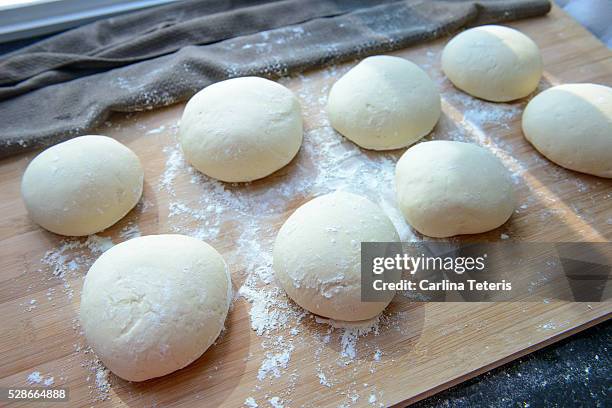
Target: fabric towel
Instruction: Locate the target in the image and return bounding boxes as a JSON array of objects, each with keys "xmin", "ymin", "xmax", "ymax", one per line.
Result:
[{"xmin": 0, "ymin": 0, "xmax": 551, "ymax": 157}]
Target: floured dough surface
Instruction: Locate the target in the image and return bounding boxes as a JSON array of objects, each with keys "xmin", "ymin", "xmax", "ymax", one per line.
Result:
[
  {"xmin": 21, "ymin": 135, "xmax": 143, "ymax": 236},
  {"xmin": 395, "ymin": 141, "xmax": 515, "ymax": 238},
  {"xmin": 522, "ymin": 83, "xmax": 612, "ymax": 178},
  {"xmin": 326, "ymin": 55, "xmax": 440, "ymax": 150},
  {"xmin": 179, "ymin": 76, "xmax": 303, "ymax": 182},
  {"xmin": 80, "ymin": 234, "xmax": 231, "ymax": 382},
  {"xmin": 273, "ymin": 191, "xmax": 399, "ymax": 322},
  {"xmin": 442, "ymin": 25, "xmax": 542, "ymax": 102}
]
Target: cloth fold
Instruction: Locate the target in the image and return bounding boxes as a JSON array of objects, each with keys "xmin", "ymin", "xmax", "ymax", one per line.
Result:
[{"xmin": 0, "ymin": 0, "xmax": 551, "ymax": 157}]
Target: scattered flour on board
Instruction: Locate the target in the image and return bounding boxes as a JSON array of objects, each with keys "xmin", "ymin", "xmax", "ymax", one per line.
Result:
[
  {"xmin": 244, "ymin": 396, "xmax": 259, "ymax": 407},
  {"xmin": 146, "ymin": 124, "xmax": 167, "ymax": 135},
  {"xmin": 257, "ymin": 342, "xmax": 295, "ymax": 381},
  {"xmin": 25, "ymin": 298, "xmax": 37, "ymax": 312},
  {"xmin": 317, "ymin": 367, "xmax": 332, "ymax": 387},
  {"xmin": 119, "ymin": 223, "xmax": 141, "ymax": 239},
  {"xmin": 81, "ymin": 348, "xmax": 112, "ymax": 401},
  {"xmin": 39, "ymin": 234, "xmax": 114, "ymax": 301},
  {"xmin": 26, "ymin": 371, "xmax": 54, "ymax": 386},
  {"xmin": 269, "ymin": 396, "xmax": 284, "ymax": 408},
  {"xmin": 41, "ymin": 234, "xmax": 114, "ymax": 278},
  {"xmin": 95, "ymin": 366, "xmax": 111, "ymax": 396},
  {"xmin": 159, "ymin": 144, "xmax": 184, "ymax": 195},
  {"xmin": 26, "ymin": 371, "xmax": 41, "ymax": 384}
]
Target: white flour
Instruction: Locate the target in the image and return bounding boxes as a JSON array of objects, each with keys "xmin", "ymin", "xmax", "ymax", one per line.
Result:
[
  {"xmin": 244, "ymin": 397, "xmax": 259, "ymax": 407},
  {"xmin": 317, "ymin": 368, "xmax": 332, "ymax": 387},
  {"xmin": 26, "ymin": 371, "xmax": 42, "ymax": 384},
  {"xmin": 95, "ymin": 366, "xmax": 111, "ymax": 396},
  {"xmin": 119, "ymin": 223, "xmax": 141, "ymax": 239},
  {"xmin": 26, "ymin": 371, "xmax": 55, "ymax": 387},
  {"xmin": 257, "ymin": 343, "xmax": 295, "ymax": 381},
  {"xmin": 268, "ymin": 396, "xmax": 284, "ymax": 408},
  {"xmin": 41, "ymin": 235, "xmax": 114, "ymax": 278}
]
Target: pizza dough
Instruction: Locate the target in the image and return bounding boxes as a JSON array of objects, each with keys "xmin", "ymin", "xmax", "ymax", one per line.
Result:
[
  {"xmin": 80, "ymin": 234, "xmax": 231, "ymax": 382},
  {"xmin": 179, "ymin": 76, "xmax": 303, "ymax": 182},
  {"xmin": 326, "ymin": 55, "xmax": 441, "ymax": 150},
  {"xmin": 273, "ymin": 191, "xmax": 399, "ymax": 322},
  {"xmin": 395, "ymin": 141, "xmax": 515, "ymax": 237},
  {"xmin": 442, "ymin": 25, "xmax": 542, "ymax": 102},
  {"xmin": 21, "ymin": 135, "xmax": 143, "ymax": 236},
  {"xmin": 522, "ymin": 83, "xmax": 612, "ymax": 178}
]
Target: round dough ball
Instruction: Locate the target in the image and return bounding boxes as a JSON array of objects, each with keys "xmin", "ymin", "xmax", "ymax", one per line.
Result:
[
  {"xmin": 179, "ymin": 76, "xmax": 303, "ymax": 182},
  {"xmin": 21, "ymin": 135, "xmax": 143, "ymax": 237},
  {"xmin": 522, "ymin": 83, "xmax": 612, "ymax": 178},
  {"xmin": 326, "ymin": 55, "xmax": 441, "ymax": 150},
  {"xmin": 80, "ymin": 234, "xmax": 231, "ymax": 382},
  {"xmin": 273, "ymin": 192, "xmax": 399, "ymax": 322},
  {"xmin": 395, "ymin": 141, "xmax": 515, "ymax": 238},
  {"xmin": 442, "ymin": 25, "xmax": 542, "ymax": 102}
]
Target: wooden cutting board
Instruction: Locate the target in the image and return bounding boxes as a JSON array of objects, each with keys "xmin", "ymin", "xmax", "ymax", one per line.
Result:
[{"xmin": 1, "ymin": 5, "xmax": 610, "ymax": 408}]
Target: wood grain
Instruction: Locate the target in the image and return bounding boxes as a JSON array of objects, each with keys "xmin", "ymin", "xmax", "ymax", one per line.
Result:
[{"xmin": 1, "ymin": 5, "xmax": 611, "ymax": 408}]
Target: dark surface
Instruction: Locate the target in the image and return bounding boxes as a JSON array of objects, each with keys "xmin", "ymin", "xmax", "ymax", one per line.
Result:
[
  {"xmin": 413, "ymin": 319, "xmax": 611, "ymax": 407},
  {"xmin": 1, "ymin": 3, "xmax": 609, "ymax": 408},
  {"xmin": 0, "ymin": 35, "xmax": 51, "ymax": 55}
]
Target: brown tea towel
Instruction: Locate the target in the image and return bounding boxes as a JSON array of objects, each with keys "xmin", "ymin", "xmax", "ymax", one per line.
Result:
[{"xmin": 0, "ymin": 0, "xmax": 550, "ymax": 157}]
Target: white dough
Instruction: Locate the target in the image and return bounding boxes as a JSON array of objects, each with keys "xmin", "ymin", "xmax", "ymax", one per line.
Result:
[
  {"xmin": 179, "ymin": 76, "xmax": 303, "ymax": 182},
  {"xmin": 442, "ymin": 25, "xmax": 542, "ymax": 102},
  {"xmin": 273, "ymin": 192, "xmax": 399, "ymax": 322},
  {"xmin": 326, "ymin": 55, "xmax": 441, "ymax": 150},
  {"xmin": 21, "ymin": 135, "xmax": 143, "ymax": 236},
  {"xmin": 395, "ymin": 141, "xmax": 515, "ymax": 238},
  {"xmin": 80, "ymin": 234, "xmax": 231, "ymax": 382},
  {"xmin": 522, "ymin": 83, "xmax": 612, "ymax": 178}
]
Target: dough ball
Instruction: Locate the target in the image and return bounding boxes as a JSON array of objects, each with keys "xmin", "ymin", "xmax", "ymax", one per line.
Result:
[
  {"xmin": 273, "ymin": 192, "xmax": 399, "ymax": 322},
  {"xmin": 395, "ymin": 141, "xmax": 515, "ymax": 238},
  {"xmin": 326, "ymin": 55, "xmax": 441, "ymax": 150},
  {"xmin": 522, "ymin": 83, "xmax": 612, "ymax": 178},
  {"xmin": 442, "ymin": 25, "xmax": 542, "ymax": 102},
  {"xmin": 21, "ymin": 135, "xmax": 143, "ymax": 236},
  {"xmin": 80, "ymin": 234, "xmax": 231, "ymax": 382},
  {"xmin": 179, "ymin": 76, "xmax": 303, "ymax": 182}
]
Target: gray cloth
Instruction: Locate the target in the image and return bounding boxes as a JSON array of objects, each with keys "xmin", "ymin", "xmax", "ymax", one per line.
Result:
[{"xmin": 0, "ymin": 0, "xmax": 551, "ymax": 157}]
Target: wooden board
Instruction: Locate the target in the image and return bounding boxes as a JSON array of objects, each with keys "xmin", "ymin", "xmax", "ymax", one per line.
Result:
[{"xmin": 1, "ymin": 5, "xmax": 611, "ymax": 408}]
